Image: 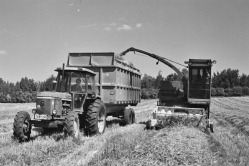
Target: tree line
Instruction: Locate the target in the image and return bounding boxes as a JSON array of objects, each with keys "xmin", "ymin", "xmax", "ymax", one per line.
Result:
[
  {"xmin": 211, "ymin": 69, "xmax": 249, "ymax": 96},
  {"xmin": 0, "ymin": 75, "xmax": 55, "ymax": 103},
  {"xmin": 141, "ymin": 68, "xmax": 249, "ymax": 99},
  {"xmin": 0, "ymin": 68, "xmax": 249, "ymax": 102}
]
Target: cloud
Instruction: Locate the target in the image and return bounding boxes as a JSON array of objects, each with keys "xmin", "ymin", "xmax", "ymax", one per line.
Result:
[
  {"xmin": 136, "ymin": 23, "xmax": 142, "ymax": 28},
  {"xmin": 105, "ymin": 27, "xmax": 111, "ymax": 31},
  {"xmin": 81, "ymin": 23, "xmax": 98, "ymax": 28},
  {"xmin": 104, "ymin": 23, "xmax": 116, "ymax": 26},
  {"xmin": 0, "ymin": 50, "xmax": 7, "ymax": 55},
  {"xmin": 118, "ymin": 24, "xmax": 132, "ymax": 31}
]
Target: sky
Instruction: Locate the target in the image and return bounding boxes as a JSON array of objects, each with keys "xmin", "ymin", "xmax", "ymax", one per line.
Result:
[{"xmin": 0, "ymin": 0, "xmax": 249, "ymax": 83}]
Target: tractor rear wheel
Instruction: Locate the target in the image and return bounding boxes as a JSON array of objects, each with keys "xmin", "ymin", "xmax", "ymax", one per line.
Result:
[
  {"xmin": 85, "ymin": 99, "xmax": 106, "ymax": 136},
  {"xmin": 64, "ymin": 112, "xmax": 80, "ymax": 139},
  {"xmin": 13, "ymin": 111, "xmax": 32, "ymax": 142},
  {"xmin": 124, "ymin": 108, "xmax": 135, "ymax": 125}
]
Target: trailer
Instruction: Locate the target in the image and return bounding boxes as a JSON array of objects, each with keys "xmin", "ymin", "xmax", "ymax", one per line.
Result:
[{"xmin": 67, "ymin": 52, "xmax": 141, "ymax": 117}]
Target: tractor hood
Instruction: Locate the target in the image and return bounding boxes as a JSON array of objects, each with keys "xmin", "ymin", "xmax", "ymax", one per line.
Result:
[{"xmin": 37, "ymin": 91, "xmax": 71, "ymax": 100}]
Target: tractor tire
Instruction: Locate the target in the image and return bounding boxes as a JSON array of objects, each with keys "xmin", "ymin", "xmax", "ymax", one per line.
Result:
[
  {"xmin": 13, "ymin": 111, "xmax": 32, "ymax": 142},
  {"xmin": 85, "ymin": 99, "xmax": 106, "ymax": 136},
  {"xmin": 124, "ymin": 108, "xmax": 135, "ymax": 125},
  {"xmin": 64, "ymin": 112, "xmax": 80, "ymax": 139}
]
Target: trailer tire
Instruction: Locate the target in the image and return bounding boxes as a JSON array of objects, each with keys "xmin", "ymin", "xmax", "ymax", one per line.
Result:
[
  {"xmin": 210, "ymin": 123, "xmax": 214, "ymax": 133},
  {"xmin": 85, "ymin": 99, "xmax": 106, "ymax": 136},
  {"xmin": 13, "ymin": 111, "xmax": 32, "ymax": 142},
  {"xmin": 64, "ymin": 112, "xmax": 80, "ymax": 139},
  {"xmin": 124, "ymin": 108, "xmax": 134, "ymax": 125},
  {"xmin": 131, "ymin": 108, "xmax": 136, "ymax": 124}
]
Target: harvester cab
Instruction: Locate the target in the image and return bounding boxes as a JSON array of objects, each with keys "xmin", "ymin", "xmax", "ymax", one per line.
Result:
[{"xmin": 185, "ymin": 59, "xmax": 215, "ymax": 105}]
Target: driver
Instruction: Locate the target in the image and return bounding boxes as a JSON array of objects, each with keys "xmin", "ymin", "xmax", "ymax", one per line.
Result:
[{"xmin": 71, "ymin": 78, "xmax": 83, "ymax": 92}]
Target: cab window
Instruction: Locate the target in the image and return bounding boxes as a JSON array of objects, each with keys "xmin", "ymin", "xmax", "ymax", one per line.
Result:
[{"xmin": 71, "ymin": 72, "xmax": 86, "ymax": 93}]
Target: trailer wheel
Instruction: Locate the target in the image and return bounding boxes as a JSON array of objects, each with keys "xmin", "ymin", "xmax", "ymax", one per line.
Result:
[
  {"xmin": 85, "ymin": 99, "xmax": 106, "ymax": 136},
  {"xmin": 64, "ymin": 112, "xmax": 80, "ymax": 139},
  {"xmin": 131, "ymin": 108, "xmax": 136, "ymax": 124},
  {"xmin": 210, "ymin": 123, "xmax": 214, "ymax": 133},
  {"xmin": 124, "ymin": 108, "xmax": 134, "ymax": 125},
  {"xmin": 13, "ymin": 111, "xmax": 32, "ymax": 142}
]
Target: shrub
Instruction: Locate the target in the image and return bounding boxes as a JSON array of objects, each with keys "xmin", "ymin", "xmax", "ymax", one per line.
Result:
[
  {"xmin": 225, "ymin": 87, "xmax": 243, "ymax": 96},
  {"xmin": 141, "ymin": 88, "xmax": 150, "ymax": 99},
  {"xmin": 216, "ymin": 88, "xmax": 225, "ymax": 96},
  {"xmin": 242, "ymin": 86, "xmax": 249, "ymax": 96},
  {"xmin": 232, "ymin": 86, "xmax": 243, "ymax": 96},
  {"xmin": 211, "ymin": 88, "xmax": 216, "ymax": 96},
  {"xmin": 141, "ymin": 88, "xmax": 158, "ymax": 99},
  {"xmin": 225, "ymin": 88, "xmax": 233, "ymax": 97}
]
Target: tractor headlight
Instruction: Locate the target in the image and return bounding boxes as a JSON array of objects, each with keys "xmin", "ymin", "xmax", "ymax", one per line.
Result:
[
  {"xmin": 52, "ymin": 109, "xmax": 57, "ymax": 115},
  {"xmin": 36, "ymin": 104, "xmax": 41, "ymax": 110},
  {"xmin": 40, "ymin": 101, "xmax": 45, "ymax": 106}
]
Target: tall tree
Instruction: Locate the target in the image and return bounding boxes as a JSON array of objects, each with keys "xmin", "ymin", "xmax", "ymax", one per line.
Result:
[
  {"xmin": 154, "ymin": 70, "xmax": 164, "ymax": 89},
  {"xmin": 41, "ymin": 75, "xmax": 56, "ymax": 91},
  {"xmin": 141, "ymin": 74, "xmax": 155, "ymax": 89},
  {"xmin": 240, "ymin": 73, "xmax": 248, "ymax": 87}
]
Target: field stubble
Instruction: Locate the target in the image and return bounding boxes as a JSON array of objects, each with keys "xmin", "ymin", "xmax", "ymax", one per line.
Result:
[{"xmin": 0, "ymin": 98, "xmax": 249, "ymax": 165}]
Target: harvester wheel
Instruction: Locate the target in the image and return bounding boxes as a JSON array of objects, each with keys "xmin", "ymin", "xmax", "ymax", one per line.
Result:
[
  {"xmin": 13, "ymin": 111, "xmax": 32, "ymax": 142},
  {"xmin": 64, "ymin": 112, "xmax": 80, "ymax": 139},
  {"xmin": 124, "ymin": 108, "xmax": 134, "ymax": 125},
  {"xmin": 85, "ymin": 99, "xmax": 106, "ymax": 136}
]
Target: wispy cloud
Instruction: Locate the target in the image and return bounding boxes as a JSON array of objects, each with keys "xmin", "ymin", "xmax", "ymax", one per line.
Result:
[
  {"xmin": 105, "ymin": 27, "xmax": 111, "ymax": 31},
  {"xmin": 79, "ymin": 22, "xmax": 141, "ymax": 31},
  {"xmin": 0, "ymin": 50, "xmax": 8, "ymax": 55},
  {"xmin": 104, "ymin": 23, "xmax": 116, "ymax": 26},
  {"xmin": 136, "ymin": 23, "xmax": 142, "ymax": 28},
  {"xmin": 118, "ymin": 24, "xmax": 132, "ymax": 31},
  {"xmin": 83, "ymin": 23, "xmax": 98, "ymax": 28}
]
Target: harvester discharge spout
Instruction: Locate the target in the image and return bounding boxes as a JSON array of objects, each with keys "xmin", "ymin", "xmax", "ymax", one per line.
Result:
[{"xmin": 120, "ymin": 47, "xmax": 186, "ymax": 81}]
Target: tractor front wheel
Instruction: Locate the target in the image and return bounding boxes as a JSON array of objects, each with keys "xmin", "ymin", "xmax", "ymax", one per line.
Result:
[
  {"xmin": 64, "ymin": 112, "xmax": 80, "ymax": 139},
  {"xmin": 85, "ymin": 99, "xmax": 106, "ymax": 136},
  {"xmin": 13, "ymin": 111, "xmax": 32, "ymax": 142}
]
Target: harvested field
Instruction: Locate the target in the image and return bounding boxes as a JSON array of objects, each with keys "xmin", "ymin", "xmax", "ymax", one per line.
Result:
[{"xmin": 0, "ymin": 97, "xmax": 249, "ymax": 165}]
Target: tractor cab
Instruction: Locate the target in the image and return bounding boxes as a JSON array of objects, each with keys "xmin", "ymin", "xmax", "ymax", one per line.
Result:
[
  {"xmin": 55, "ymin": 67, "xmax": 98, "ymax": 111},
  {"xmin": 185, "ymin": 59, "xmax": 216, "ymax": 105}
]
